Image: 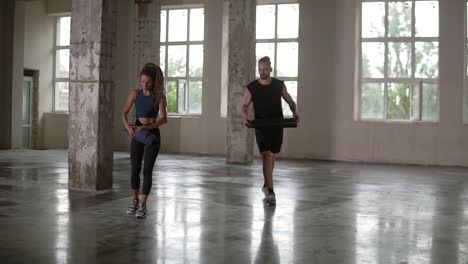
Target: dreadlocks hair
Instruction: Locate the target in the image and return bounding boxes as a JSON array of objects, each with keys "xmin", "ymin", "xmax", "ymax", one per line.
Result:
[{"xmin": 139, "ymin": 63, "xmax": 165, "ymax": 108}]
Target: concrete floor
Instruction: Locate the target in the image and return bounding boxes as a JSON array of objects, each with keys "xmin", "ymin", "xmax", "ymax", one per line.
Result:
[{"xmin": 0, "ymin": 150, "xmax": 467, "ymax": 264}]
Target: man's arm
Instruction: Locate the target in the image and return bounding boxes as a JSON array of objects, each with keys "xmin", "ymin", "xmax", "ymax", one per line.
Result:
[
  {"xmin": 281, "ymin": 85, "xmax": 299, "ymax": 122},
  {"xmin": 242, "ymin": 87, "xmax": 252, "ymax": 127}
]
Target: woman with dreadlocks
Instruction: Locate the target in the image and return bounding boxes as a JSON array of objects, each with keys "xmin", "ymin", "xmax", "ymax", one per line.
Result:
[{"xmin": 121, "ymin": 63, "xmax": 167, "ymax": 218}]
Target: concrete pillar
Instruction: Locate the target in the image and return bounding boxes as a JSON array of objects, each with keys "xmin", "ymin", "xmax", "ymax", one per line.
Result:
[
  {"xmin": 131, "ymin": 0, "xmax": 161, "ymax": 73},
  {"xmin": 226, "ymin": 0, "xmax": 256, "ymax": 163},
  {"xmin": 0, "ymin": 0, "xmax": 15, "ymax": 149},
  {"xmin": 125, "ymin": 0, "xmax": 160, "ymax": 124},
  {"xmin": 12, "ymin": 1, "xmax": 25, "ymax": 149},
  {"xmin": 0, "ymin": 0, "xmax": 25, "ymax": 149},
  {"xmin": 68, "ymin": 0, "xmax": 117, "ymax": 191}
]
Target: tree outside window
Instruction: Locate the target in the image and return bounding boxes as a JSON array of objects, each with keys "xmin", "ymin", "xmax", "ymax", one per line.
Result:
[{"xmin": 360, "ymin": 1, "xmax": 439, "ymax": 121}]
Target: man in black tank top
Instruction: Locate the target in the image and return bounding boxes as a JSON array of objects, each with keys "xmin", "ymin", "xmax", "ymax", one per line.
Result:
[{"xmin": 242, "ymin": 56, "xmax": 299, "ymax": 205}]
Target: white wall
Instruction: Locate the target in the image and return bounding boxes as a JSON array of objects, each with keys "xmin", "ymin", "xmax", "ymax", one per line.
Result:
[
  {"xmin": 37, "ymin": 0, "xmax": 468, "ymax": 166},
  {"xmin": 46, "ymin": 0, "xmax": 71, "ymax": 15},
  {"xmin": 23, "ymin": 0, "xmax": 55, "ymax": 149},
  {"xmin": 42, "ymin": 112, "xmax": 68, "ymax": 148}
]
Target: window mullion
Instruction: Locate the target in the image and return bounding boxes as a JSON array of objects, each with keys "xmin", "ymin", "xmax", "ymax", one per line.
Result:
[
  {"xmin": 383, "ymin": 1, "xmax": 389, "ymax": 120},
  {"xmin": 274, "ymin": 4, "xmax": 278, "ymax": 77},
  {"xmin": 53, "ymin": 17, "xmax": 58, "ymax": 111},
  {"xmin": 165, "ymin": 10, "xmax": 169, "ymax": 78},
  {"xmin": 359, "ymin": 3, "xmax": 364, "ymax": 119},
  {"xmin": 412, "ymin": 0, "xmax": 416, "ymax": 76},
  {"xmin": 411, "ymin": 0, "xmax": 420, "ymax": 120},
  {"xmin": 186, "ymin": 9, "xmax": 190, "ymax": 114}
]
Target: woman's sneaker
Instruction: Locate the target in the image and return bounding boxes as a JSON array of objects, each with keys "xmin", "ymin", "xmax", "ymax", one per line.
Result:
[
  {"xmin": 136, "ymin": 205, "xmax": 147, "ymax": 219},
  {"xmin": 126, "ymin": 199, "xmax": 139, "ymax": 215}
]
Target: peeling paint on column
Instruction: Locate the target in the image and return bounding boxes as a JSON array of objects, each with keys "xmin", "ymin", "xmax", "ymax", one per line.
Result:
[
  {"xmin": 226, "ymin": 0, "xmax": 256, "ymax": 164},
  {"xmin": 100, "ymin": 0, "xmax": 117, "ymax": 81},
  {"xmin": 128, "ymin": 1, "xmax": 161, "ymax": 120},
  {"xmin": 69, "ymin": 0, "xmax": 102, "ymax": 81},
  {"xmin": 68, "ymin": 0, "xmax": 117, "ymax": 191},
  {"xmin": 131, "ymin": 0, "xmax": 161, "ymax": 73},
  {"xmin": 68, "ymin": 82, "xmax": 99, "ymax": 189},
  {"xmin": 96, "ymin": 81, "xmax": 114, "ymax": 189}
]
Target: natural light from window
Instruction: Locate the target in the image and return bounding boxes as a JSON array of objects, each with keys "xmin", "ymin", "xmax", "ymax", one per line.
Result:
[
  {"xmin": 256, "ymin": 3, "xmax": 299, "ymax": 117},
  {"xmin": 54, "ymin": 16, "xmax": 71, "ymax": 112},
  {"xmin": 160, "ymin": 7, "xmax": 204, "ymax": 115},
  {"xmin": 360, "ymin": 1, "xmax": 439, "ymax": 121}
]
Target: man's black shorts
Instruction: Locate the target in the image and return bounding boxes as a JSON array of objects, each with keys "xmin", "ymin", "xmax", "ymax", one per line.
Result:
[{"xmin": 255, "ymin": 127, "xmax": 283, "ymax": 154}]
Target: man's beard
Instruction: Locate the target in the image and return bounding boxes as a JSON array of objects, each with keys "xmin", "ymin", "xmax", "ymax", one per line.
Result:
[{"xmin": 260, "ymin": 75, "xmax": 269, "ymax": 80}]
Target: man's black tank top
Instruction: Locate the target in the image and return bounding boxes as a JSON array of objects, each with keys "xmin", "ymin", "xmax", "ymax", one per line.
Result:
[{"xmin": 247, "ymin": 77, "xmax": 284, "ymax": 119}]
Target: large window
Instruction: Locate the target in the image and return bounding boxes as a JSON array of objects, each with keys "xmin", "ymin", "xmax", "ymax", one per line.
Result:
[
  {"xmin": 53, "ymin": 16, "xmax": 71, "ymax": 112},
  {"xmin": 360, "ymin": 1, "xmax": 439, "ymax": 121},
  {"xmin": 256, "ymin": 3, "xmax": 299, "ymax": 116},
  {"xmin": 160, "ymin": 7, "xmax": 204, "ymax": 115}
]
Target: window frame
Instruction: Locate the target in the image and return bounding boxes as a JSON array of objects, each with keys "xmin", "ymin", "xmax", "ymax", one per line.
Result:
[
  {"xmin": 53, "ymin": 15, "xmax": 71, "ymax": 113},
  {"xmin": 464, "ymin": 0, "xmax": 468, "ymax": 124},
  {"xmin": 160, "ymin": 6, "xmax": 204, "ymax": 116},
  {"xmin": 358, "ymin": 0, "xmax": 440, "ymax": 122},
  {"xmin": 255, "ymin": 2, "xmax": 300, "ymax": 117}
]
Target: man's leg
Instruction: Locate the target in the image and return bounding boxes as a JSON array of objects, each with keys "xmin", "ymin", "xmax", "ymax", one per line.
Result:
[
  {"xmin": 262, "ymin": 150, "xmax": 276, "ymax": 205},
  {"xmin": 262, "ymin": 151, "xmax": 275, "ymax": 191},
  {"xmin": 262, "ymin": 155, "xmax": 275, "ymax": 189}
]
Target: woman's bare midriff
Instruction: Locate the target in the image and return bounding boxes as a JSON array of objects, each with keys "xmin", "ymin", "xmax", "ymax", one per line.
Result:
[{"xmin": 138, "ymin": 117, "xmax": 156, "ymax": 125}]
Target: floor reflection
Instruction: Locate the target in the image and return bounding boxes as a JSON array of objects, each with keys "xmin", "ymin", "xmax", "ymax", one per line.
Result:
[
  {"xmin": 55, "ymin": 188, "xmax": 69, "ymax": 263},
  {"xmin": 254, "ymin": 204, "xmax": 279, "ymax": 264},
  {"xmin": 154, "ymin": 172, "xmax": 202, "ymax": 263},
  {"xmin": 1, "ymin": 150, "xmax": 468, "ymax": 263}
]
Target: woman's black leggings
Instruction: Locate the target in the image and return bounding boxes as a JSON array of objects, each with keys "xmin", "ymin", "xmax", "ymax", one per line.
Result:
[{"xmin": 130, "ymin": 127, "xmax": 160, "ymax": 195}]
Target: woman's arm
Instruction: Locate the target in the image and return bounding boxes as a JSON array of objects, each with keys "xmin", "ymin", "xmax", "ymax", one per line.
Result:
[{"xmin": 121, "ymin": 90, "xmax": 138, "ymax": 136}]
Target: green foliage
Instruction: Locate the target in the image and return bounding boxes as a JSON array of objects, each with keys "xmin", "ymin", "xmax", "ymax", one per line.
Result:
[
  {"xmin": 387, "ymin": 84, "xmax": 410, "ymax": 119},
  {"xmin": 189, "ymin": 82, "xmax": 202, "ymax": 113},
  {"xmin": 421, "ymin": 84, "xmax": 438, "ymax": 120},
  {"xmin": 165, "ymin": 55, "xmax": 204, "ymax": 114},
  {"xmin": 166, "ymin": 81, "xmax": 177, "ymax": 113}
]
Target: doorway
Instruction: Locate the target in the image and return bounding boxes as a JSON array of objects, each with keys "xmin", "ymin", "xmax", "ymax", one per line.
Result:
[{"xmin": 22, "ymin": 76, "xmax": 33, "ymax": 148}]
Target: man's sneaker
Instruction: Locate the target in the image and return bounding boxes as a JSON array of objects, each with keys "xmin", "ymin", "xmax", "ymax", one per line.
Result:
[
  {"xmin": 265, "ymin": 193, "xmax": 276, "ymax": 206},
  {"xmin": 126, "ymin": 199, "xmax": 139, "ymax": 215},
  {"xmin": 262, "ymin": 186, "xmax": 269, "ymax": 197},
  {"xmin": 136, "ymin": 206, "xmax": 147, "ymax": 219}
]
